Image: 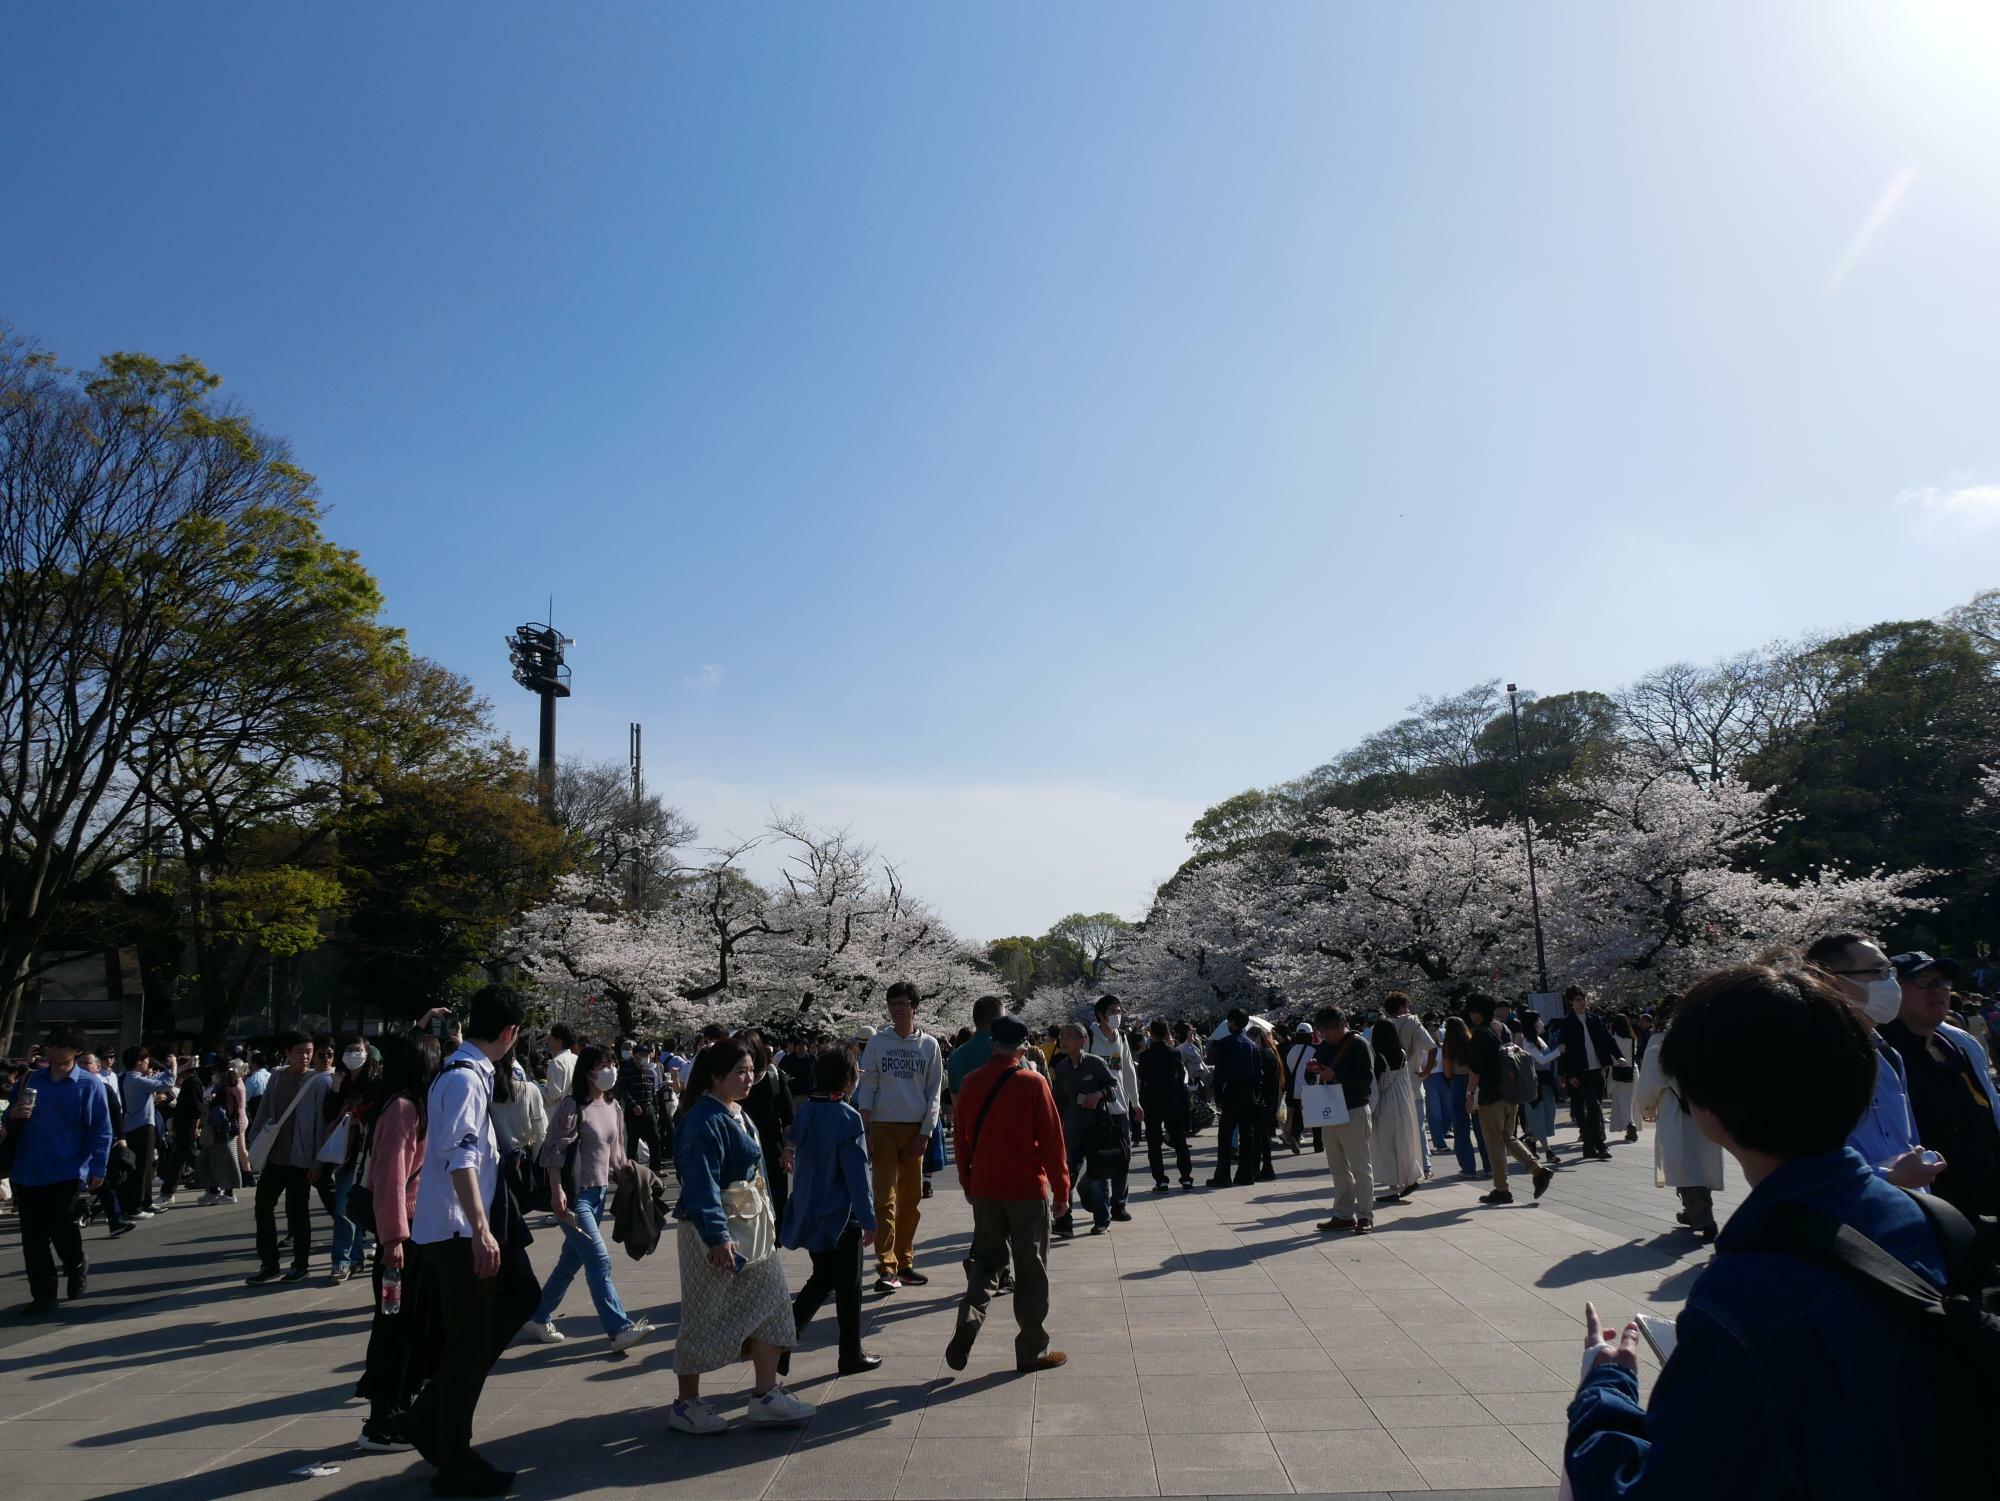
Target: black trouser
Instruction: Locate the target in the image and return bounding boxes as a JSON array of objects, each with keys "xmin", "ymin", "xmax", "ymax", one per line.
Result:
[
  {"xmin": 17, "ymin": 1181, "xmax": 85, "ymax": 1301},
  {"xmin": 1571, "ymin": 1070, "xmax": 1607, "ymax": 1154},
  {"xmin": 1214, "ymin": 1087, "xmax": 1259, "ymax": 1185},
  {"xmin": 120, "ymin": 1124, "xmax": 157, "ymax": 1215},
  {"xmin": 159, "ymin": 1118, "xmax": 197, "ymax": 1198},
  {"xmin": 792, "ymin": 1222, "xmax": 864, "ymax": 1364},
  {"xmin": 254, "ymin": 1163, "xmax": 313, "ymax": 1271},
  {"xmin": 358, "ymin": 1244, "xmax": 429, "ymax": 1426},
  {"xmin": 404, "ymin": 1235, "xmax": 541, "ymax": 1473},
  {"xmin": 1145, "ymin": 1104, "xmax": 1191, "ymax": 1184}
]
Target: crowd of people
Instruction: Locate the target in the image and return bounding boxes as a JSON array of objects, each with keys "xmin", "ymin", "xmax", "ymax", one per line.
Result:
[{"xmin": 3, "ymin": 940, "xmax": 1997, "ymax": 1497}]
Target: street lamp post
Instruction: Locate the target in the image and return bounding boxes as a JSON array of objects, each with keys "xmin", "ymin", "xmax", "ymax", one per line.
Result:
[
  {"xmin": 506, "ymin": 622, "xmax": 573, "ymax": 814},
  {"xmin": 1506, "ymin": 683, "xmax": 1552, "ymax": 995}
]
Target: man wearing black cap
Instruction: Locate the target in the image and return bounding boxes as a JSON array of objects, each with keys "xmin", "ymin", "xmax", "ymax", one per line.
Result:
[{"xmin": 1883, "ymin": 952, "xmax": 2000, "ymax": 1218}]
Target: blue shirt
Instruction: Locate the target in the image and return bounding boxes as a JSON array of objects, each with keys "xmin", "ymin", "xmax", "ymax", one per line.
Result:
[
  {"xmin": 946, "ymin": 1033, "xmax": 993, "ymax": 1093},
  {"xmin": 1847, "ymin": 1035, "xmax": 1922, "ymax": 1179},
  {"xmin": 7, "ymin": 1066, "xmax": 114, "ymax": 1187},
  {"xmin": 672, "ymin": 1093, "xmax": 766, "ymax": 1248},
  {"xmin": 779, "ymin": 1097, "xmax": 876, "ymax": 1253},
  {"xmin": 1209, "ymin": 1030, "xmax": 1262, "ymax": 1092},
  {"xmin": 1565, "ymin": 1147, "xmax": 1944, "ymax": 1500},
  {"xmin": 120, "ymin": 1068, "xmax": 176, "ymax": 1133}
]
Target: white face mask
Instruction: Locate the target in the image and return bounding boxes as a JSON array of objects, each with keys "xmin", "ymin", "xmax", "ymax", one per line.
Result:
[
  {"xmin": 594, "ymin": 1067, "xmax": 619, "ymax": 1092},
  {"xmin": 342, "ymin": 1050, "xmax": 367, "ymax": 1072},
  {"xmin": 619, "ymin": 1047, "xmax": 633, "ymax": 1059},
  {"xmin": 1104, "ymin": 1014, "xmax": 1122, "ymax": 1030},
  {"xmin": 1861, "ymin": 976, "xmax": 1904, "ymax": 1025}
]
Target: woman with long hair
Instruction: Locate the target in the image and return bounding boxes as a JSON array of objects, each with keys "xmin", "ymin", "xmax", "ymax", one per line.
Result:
[
  {"xmin": 1607, "ymin": 1013, "xmax": 1640, "ymax": 1143},
  {"xmin": 1368, "ymin": 1018, "xmax": 1422, "ymax": 1200},
  {"xmin": 1517, "ymin": 1012, "xmax": 1563, "ymax": 1165},
  {"xmin": 525, "ymin": 1044, "xmax": 652, "ymax": 1350},
  {"xmin": 196, "ymin": 1058, "xmax": 247, "ymax": 1205},
  {"xmin": 1441, "ymin": 1017, "xmax": 1489, "ymax": 1179},
  {"xmin": 667, "ymin": 1038, "xmax": 812, "ymax": 1435},
  {"xmin": 353, "ymin": 1031, "xmax": 438, "ymax": 1452},
  {"xmin": 741, "ymin": 1030, "xmax": 795, "ymax": 1228},
  {"xmin": 1252, "ymin": 1024, "xmax": 1285, "ymax": 1181}
]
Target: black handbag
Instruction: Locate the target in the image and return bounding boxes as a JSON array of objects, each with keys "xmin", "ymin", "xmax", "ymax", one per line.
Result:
[{"xmin": 1083, "ymin": 1111, "xmax": 1129, "ymax": 1174}]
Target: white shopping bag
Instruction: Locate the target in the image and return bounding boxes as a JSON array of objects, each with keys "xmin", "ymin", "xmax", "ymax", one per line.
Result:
[{"xmin": 1298, "ymin": 1084, "xmax": 1350, "ymax": 1128}]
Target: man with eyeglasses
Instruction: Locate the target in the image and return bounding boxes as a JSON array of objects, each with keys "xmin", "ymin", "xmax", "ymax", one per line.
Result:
[
  {"xmin": 1880, "ymin": 952, "xmax": 2000, "ymax": 1218},
  {"xmin": 1801, "ymin": 933, "xmax": 1946, "ymax": 1190}
]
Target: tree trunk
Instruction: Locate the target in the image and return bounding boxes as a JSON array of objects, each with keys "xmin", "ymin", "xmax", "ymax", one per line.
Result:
[{"xmin": 0, "ymin": 952, "xmax": 29, "ymax": 1057}]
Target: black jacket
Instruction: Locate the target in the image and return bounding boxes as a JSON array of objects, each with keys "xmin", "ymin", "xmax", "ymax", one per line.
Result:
[
  {"xmin": 1553, "ymin": 1012, "xmax": 1618, "ymax": 1079},
  {"xmin": 1310, "ymin": 1033, "xmax": 1376, "ymax": 1112},
  {"xmin": 1136, "ymin": 1040, "xmax": 1188, "ymax": 1116}
]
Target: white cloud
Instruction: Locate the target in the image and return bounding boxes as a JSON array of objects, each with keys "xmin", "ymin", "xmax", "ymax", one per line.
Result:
[
  {"xmin": 1897, "ymin": 479, "xmax": 2000, "ymax": 527},
  {"xmin": 683, "ymin": 664, "xmax": 725, "ymax": 690},
  {"xmin": 660, "ymin": 775, "xmax": 1204, "ymax": 941}
]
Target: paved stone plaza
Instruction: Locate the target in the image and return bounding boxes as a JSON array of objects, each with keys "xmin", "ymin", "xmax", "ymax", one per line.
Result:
[{"xmin": 1, "ymin": 1122, "xmax": 1725, "ymax": 1501}]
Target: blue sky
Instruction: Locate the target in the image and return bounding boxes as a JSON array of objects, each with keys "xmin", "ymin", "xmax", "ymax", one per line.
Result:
[{"xmin": 8, "ymin": 4, "xmax": 1999, "ymax": 938}]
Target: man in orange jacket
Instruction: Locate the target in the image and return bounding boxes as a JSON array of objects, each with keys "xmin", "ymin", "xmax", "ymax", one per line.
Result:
[{"xmin": 945, "ymin": 1016, "xmax": 1072, "ymax": 1374}]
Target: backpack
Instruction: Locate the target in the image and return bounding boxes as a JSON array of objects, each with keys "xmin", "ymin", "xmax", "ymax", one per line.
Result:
[
  {"xmin": 1499, "ymin": 1044, "xmax": 1538, "ymax": 1106},
  {"xmin": 1739, "ymin": 1192, "xmax": 2000, "ymax": 1490}
]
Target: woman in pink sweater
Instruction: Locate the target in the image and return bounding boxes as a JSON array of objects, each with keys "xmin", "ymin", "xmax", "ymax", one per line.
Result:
[{"xmin": 354, "ymin": 1032, "xmax": 438, "ymax": 1452}]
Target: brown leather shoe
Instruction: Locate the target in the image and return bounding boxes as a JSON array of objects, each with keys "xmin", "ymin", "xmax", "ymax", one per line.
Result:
[{"xmin": 1017, "ymin": 1350, "xmax": 1067, "ymax": 1373}]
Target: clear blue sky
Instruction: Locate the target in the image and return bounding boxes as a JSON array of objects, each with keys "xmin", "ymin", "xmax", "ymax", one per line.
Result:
[{"xmin": 8, "ymin": 4, "xmax": 1998, "ymax": 938}]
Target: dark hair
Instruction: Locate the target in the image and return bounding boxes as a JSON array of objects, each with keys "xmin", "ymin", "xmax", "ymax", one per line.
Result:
[
  {"xmin": 122, "ymin": 1044, "xmax": 145, "ymax": 1070},
  {"xmin": 1660, "ymin": 963, "xmax": 1875, "ymax": 1158},
  {"xmin": 1312, "ymin": 1006, "xmax": 1344, "ymax": 1029},
  {"xmin": 885, "ymin": 981, "xmax": 919, "ymax": 1007},
  {"xmin": 700, "ymin": 1023, "xmax": 728, "ymax": 1042},
  {"xmin": 373, "ymin": 1031, "xmax": 439, "ymax": 1135},
  {"xmin": 492, "ymin": 1045, "xmax": 519, "ymax": 1106},
  {"xmin": 1462, "ymin": 994, "xmax": 1495, "ymax": 1020},
  {"xmin": 1370, "ymin": 1018, "xmax": 1405, "ymax": 1071},
  {"xmin": 276, "ymin": 1028, "xmax": 311, "ymax": 1052},
  {"xmin": 742, "ymin": 1028, "xmax": 773, "ymax": 1077},
  {"xmin": 1609, "ymin": 1013, "xmax": 1634, "ymax": 1040},
  {"xmin": 972, "ymin": 995, "xmax": 1004, "ymax": 1028},
  {"xmin": 1562, "ymin": 986, "xmax": 1587, "ymax": 1003},
  {"xmin": 573, "ymin": 1045, "xmax": 611, "ymax": 1109},
  {"xmin": 1148, "ymin": 1019, "xmax": 1170, "ymax": 1041},
  {"xmin": 466, "ymin": 984, "xmax": 526, "ymax": 1043},
  {"xmin": 812, "ymin": 1049, "xmax": 854, "ymax": 1095},
  {"xmin": 1094, "ymin": 994, "xmax": 1120, "ymax": 1016},
  {"xmin": 1226, "ymin": 1007, "xmax": 1250, "ymax": 1031},
  {"xmin": 682, "ymin": 1039, "xmax": 753, "ymax": 1111},
  {"xmin": 549, "ymin": 1023, "xmax": 574, "ymax": 1049},
  {"xmin": 1803, "ymin": 932, "xmax": 1874, "ymax": 969},
  {"xmin": 1383, "ymin": 992, "xmax": 1411, "ymax": 1015}
]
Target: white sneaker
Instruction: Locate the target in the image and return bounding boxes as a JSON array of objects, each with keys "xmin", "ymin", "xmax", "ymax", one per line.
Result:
[
  {"xmin": 745, "ymin": 1386, "xmax": 816, "ymax": 1426},
  {"xmin": 135, "ymin": 1209, "xmax": 157, "ymax": 1220},
  {"xmin": 524, "ymin": 1319, "xmax": 565, "ymax": 1344},
  {"xmin": 218, "ymin": 1192, "xmax": 237, "ymax": 1204},
  {"xmin": 666, "ymin": 1398, "xmax": 730, "ymax": 1435},
  {"xmin": 610, "ymin": 1318, "xmax": 653, "ymax": 1352},
  {"xmin": 195, "ymin": 1193, "xmax": 220, "ymax": 1207}
]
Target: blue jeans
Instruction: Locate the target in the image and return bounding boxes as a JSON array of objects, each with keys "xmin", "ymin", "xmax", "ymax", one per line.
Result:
[
  {"xmin": 1064, "ymin": 1147, "xmax": 1109, "ymax": 1227},
  {"xmin": 534, "ymin": 1184, "xmax": 633, "ymax": 1336},
  {"xmin": 1449, "ymin": 1076, "xmax": 1489, "ymax": 1175},
  {"xmin": 1424, "ymin": 1074, "xmax": 1452, "ymax": 1152},
  {"xmin": 329, "ymin": 1160, "xmax": 364, "ymax": 1270}
]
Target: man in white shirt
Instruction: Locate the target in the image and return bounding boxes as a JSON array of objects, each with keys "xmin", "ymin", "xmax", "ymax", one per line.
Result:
[
  {"xmin": 544, "ymin": 1023, "xmax": 577, "ymax": 1103},
  {"xmin": 1083, "ymin": 995, "xmax": 1141, "ymax": 1221},
  {"xmin": 853, "ymin": 983, "xmax": 944, "ymax": 1290},
  {"xmin": 401, "ymin": 986, "xmax": 537, "ymax": 1497}
]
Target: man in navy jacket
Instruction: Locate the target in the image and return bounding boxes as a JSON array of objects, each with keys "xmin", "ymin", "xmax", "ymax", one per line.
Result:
[
  {"xmin": 1564, "ymin": 962, "xmax": 1948, "ymax": 1499},
  {"xmin": 5, "ymin": 1025, "xmax": 114, "ymax": 1316}
]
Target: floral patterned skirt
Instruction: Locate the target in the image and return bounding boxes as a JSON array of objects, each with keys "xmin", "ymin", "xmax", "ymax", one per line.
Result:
[{"xmin": 672, "ymin": 1218, "xmax": 796, "ymax": 1374}]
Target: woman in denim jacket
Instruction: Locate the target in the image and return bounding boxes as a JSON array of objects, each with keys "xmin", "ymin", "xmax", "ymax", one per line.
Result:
[{"xmin": 667, "ymin": 1039, "xmax": 812, "ymax": 1436}]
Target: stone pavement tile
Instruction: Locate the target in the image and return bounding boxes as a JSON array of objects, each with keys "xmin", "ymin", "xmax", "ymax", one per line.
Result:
[
  {"xmin": 920, "ymin": 1403, "xmax": 1031, "ymax": 1437},
  {"xmin": 1271, "ymin": 1427, "xmax": 1425, "ymax": 1491},
  {"xmin": 1328, "ymin": 1340, "xmax": 1441, "ymax": 1372},
  {"xmin": 897, "ymin": 1470, "xmax": 1029, "ymax": 1500},
  {"xmin": 1231, "ymin": 1348, "xmax": 1341, "ymax": 1374},
  {"xmin": 1033, "ymin": 1400, "xmax": 1148, "ymax": 1435},
  {"xmin": 1027, "ymin": 1470, "xmax": 1161, "ymax": 1497},
  {"xmin": 1239, "ymin": 1371, "xmax": 1357, "ymax": 1402},
  {"xmin": 769, "ymin": 1439, "xmax": 912, "ymax": 1499},
  {"xmin": 1029, "ymin": 1432, "xmax": 1155, "ymax": 1474},
  {"xmin": 1149, "ymin": 1430, "xmax": 1280, "ymax": 1469},
  {"xmin": 1365, "ymin": 1393, "xmax": 1498, "ymax": 1428},
  {"xmin": 1143, "ymin": 1396, "xmax": 1259, "ymax": 1434},
  {"xmin": 1431, "ymin": 1356, "xmax": 1573, "ymax": 1395},
  {"xmin": 1154, "ymin": 1466, "xmax": 1294, "ymax": 1495},
  {"xmin": 1472, "ymin": 1390, "xmax": 1569, "ymax": 1425},
  {"xmin": 1391, "ymin": 1424, "xmax": 1560, "ymax": 1490},
  {"xmin": 1219, "ymin": 1325, "xmax": 1322, "ymax": 1350},
  {"xmin": 1342, "ymin": 1368, "xmax": 1466, "ymax": 1398},
  {"xmin": 906, "ymin": 1434, "xmax": 1030, "ymax": 1475},
  {"xmin": 1253, "ymin": 1397, "xmax": 1382, "ymax": 1432},
  {"xmin": 1509, "ymin": 1422, "xmax": 1567, "ymax": 1472},
  {"xmin": 1139, "ymin": 1372, "xmax": 1248, "ymax": 1401}
]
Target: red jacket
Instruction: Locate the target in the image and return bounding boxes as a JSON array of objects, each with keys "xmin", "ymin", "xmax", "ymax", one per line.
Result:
[{"xmin": 954, "ymin": 1058, "xmax": 1070, "ymax": 1205}]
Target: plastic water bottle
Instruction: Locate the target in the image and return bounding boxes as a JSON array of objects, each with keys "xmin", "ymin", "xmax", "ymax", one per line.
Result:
[{"xmin": 381, "ymin": 1268, "xmax": 402, "ymax": 1316}]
